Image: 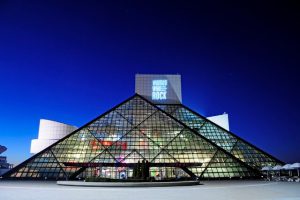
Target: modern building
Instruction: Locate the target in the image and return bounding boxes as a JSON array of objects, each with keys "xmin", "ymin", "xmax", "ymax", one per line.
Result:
[
  {"xmin": 31, "ymin": 119, "xmax": 77, "ymax": 154},
  {"xmin": 0, "ymin": 145, "xmax": 13, "ymax": 176},
  {"xmin": 1, "ymin": 74, "xmax": 283, "ymax": 180}
]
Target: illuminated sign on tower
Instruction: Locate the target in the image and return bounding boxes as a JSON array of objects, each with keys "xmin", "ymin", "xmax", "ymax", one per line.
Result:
[
  {"xmin": 135, "ymin": 74, "xmax": 182, "ymax": 104},
  {"xmin": 152, "ymin": 80, "xmax": 168, "ymax": 100}
]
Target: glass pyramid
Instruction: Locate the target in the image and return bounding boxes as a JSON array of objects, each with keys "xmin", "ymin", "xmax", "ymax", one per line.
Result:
[{"xmin": 2, "ymin": 94, "xmax": 283, "ymax": 180}]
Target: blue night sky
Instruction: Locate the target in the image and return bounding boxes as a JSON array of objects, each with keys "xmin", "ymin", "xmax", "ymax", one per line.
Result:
[{"xmin": 0, "ymin": 1, "xmax": 299, "ymax": 165}]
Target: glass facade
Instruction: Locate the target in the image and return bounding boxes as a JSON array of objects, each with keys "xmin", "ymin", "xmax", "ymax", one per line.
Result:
[
  {"xmin": 2, "ymin": 95, "xmax": 283, "ymax": 180},
  {"xmin": 157, "ymin": 105, "xmax": 282, "ymax": 170}
]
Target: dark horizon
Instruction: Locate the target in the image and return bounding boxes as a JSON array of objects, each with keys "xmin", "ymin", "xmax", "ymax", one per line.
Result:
[{"xmin": 0, "ymin": 1, "xmax": 299, "ymax": 165}]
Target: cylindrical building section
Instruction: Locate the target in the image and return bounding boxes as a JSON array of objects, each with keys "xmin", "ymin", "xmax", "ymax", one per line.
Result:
[{"xmin": 30, "ymin": 119, "xmax": 77, "ymax": 154}]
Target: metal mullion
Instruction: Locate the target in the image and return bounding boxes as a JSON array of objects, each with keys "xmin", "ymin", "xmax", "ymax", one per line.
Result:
[
  {"xmin": 1, "ymin": 94, "xmax": 139, "ymax": 179},
  {"xmin": 228, "ymin": 139, "xmax": 239, "ymax": 156},
  {"xmin": 115, "ymin": 110, "xmax": 164, "ymax": 150},
  {"xmin": 84, "ymin": 108, "xmax": 148, "ymax": 164},
  {"xmin": 114, "ymin": 105, "xmax": 157, "ymax": 125},
  {"xmin": 136, "ymin": 94, "xmax": 263, "ymax": 176},
  {"xmin": 167, "ymin": 105, "xmax": 206, "ymax": 129},
  {"xmin": 122, "ymin": 149, "xmax": 146, "ymax": 161},
  {"xmin": 49, "ymin": 149, "xmax": 69, "ymax": 179},
  {"xmin": 116, "ymin": 109, "xmax": 188, "ymax": 163},
  {"xmin": 158, "ymin": 104, "xmax": 180, "ymax": 116},
  {"xmin": 85, "ymin": 128, "xmax": 118, "ymax": 163},
  {"xmin": 199, "ymin": 149, "xmax": 220, "ymax": 177},
  {"xmin": 179, "ymin": 104, "xmax": 284, "ymax": 165},
  {"xmin": 88, "ymin": 110, "xmax": 159, "ymax": 164},
  {"xmin": 120, "ymin": 150, "xmax": 137, "ymax": 161},
  {"xmin": 195, "ymin": 120, "xmax": 208, "ymax": 131},
  {"xmin": 150, "ymin": 128, "xmax": 185, "ymax": 162}
]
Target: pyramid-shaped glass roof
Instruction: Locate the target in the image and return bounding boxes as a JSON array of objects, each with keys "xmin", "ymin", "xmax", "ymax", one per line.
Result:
[{"xmin": 2, "ymin": 94, "xmax": 283, "ymax": 180}]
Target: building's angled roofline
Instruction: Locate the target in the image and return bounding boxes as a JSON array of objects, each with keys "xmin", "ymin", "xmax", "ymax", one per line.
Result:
[
  {"xmin": 177, "ymin": 103, "xmax": 284, "ymax": 165},
  {"xmin": 1, "ymin": 94, "xmax": 138, "ymax": 178},
  {"xmin": 2, "ymin": 93, "xmax": 283, "ymax": 179},
  {"xmin": 156, "ymin": 100, "xmax": 284, "ymax": 165}
]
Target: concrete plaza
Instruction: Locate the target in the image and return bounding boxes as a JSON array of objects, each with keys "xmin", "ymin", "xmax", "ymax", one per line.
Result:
[{"xmin": 0, "ymin": 180, "xmax": 299, "ymax": 200}]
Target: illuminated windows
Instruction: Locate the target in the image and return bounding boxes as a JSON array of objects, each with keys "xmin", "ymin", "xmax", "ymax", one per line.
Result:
[{"xmin": 3, "ymin": 95, "xmax": 282, "ymax": 180}]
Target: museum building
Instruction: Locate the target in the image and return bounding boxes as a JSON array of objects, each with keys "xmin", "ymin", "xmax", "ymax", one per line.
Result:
[{"xmin": 1, "ymin": 74, "xmax": 283, "ymax": 180}]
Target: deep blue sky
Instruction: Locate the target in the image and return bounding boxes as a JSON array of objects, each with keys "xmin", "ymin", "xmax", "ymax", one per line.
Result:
[{"xmin": 0, "ymin": 1, "xmax": 299, "ymax": 165}]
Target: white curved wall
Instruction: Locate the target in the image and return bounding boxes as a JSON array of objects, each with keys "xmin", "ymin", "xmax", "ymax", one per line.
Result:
[
  {"xmin": 30, "ymin": 119, "xmax": 77, "ymax": 154},
  {"xmin": 38, "ymin": 119, "xmax": 77, "ymax": 140},
  {"xmin": 30, "ymin": 139, "xmax": 57, "ymax": 154}
]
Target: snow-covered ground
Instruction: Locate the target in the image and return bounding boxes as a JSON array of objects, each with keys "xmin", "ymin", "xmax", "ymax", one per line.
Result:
[{"xmin": 0, "ymin": 180, "xmax": 299, "ymax": 200}]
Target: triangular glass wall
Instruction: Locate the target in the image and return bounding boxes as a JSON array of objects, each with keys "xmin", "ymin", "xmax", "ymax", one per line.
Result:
[
  {"xmin": 8, "ymin": 150, "xmax": 67, "ymax": 179},
  {"xmin": 200, "ymin": 150, "xmax": 258, "ymax": 179},
  {"xmin": 157, "ymin": 104, "xmax": 283, "ymax": 170},
  {"xmin": 3, "ymin": 95, "xmax": 267, "ymax": 180}
]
